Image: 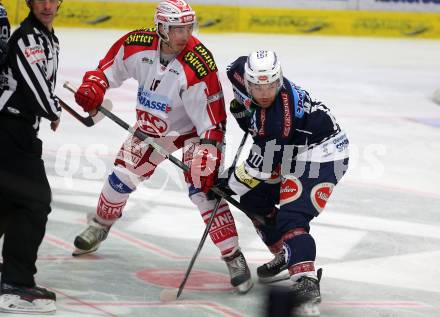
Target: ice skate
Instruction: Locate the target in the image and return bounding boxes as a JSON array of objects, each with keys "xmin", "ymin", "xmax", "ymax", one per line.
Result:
[
  {"xmin": 290, "ymin": 268, "xmax": 322, "ymax": 317},
  {"xmin": 222, "ymin": 248, "xmax": 253, "ymax": 294},
  {"xmin": 257, "ymin": 249, "xmax": 289, "ymax": 283},
  {"xmin": 0, "ymin": 282, "xmax": 56, "ymax": 314},
  {"xmin": 73, "ymin": 217, "xmax": 110, "ymax": 256}
]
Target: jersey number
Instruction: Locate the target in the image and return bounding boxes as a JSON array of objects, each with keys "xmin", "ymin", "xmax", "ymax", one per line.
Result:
[
  {"xmin": 0, "ymin": 25, "xmax": 9, "ymax": 41},
  {"xmin": 150, "ymin": 79, "xmax": 161, "ymax": 91}
]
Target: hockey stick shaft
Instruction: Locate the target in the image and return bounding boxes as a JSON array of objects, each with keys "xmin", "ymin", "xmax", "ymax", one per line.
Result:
[
  {"xmin": 175, "ymin": 131, "xmax": 249, "ymax": 299},
  {"xmin": 62, "ymin": 81, "xmax": 267, "ymax": 223},
  {"xmin": 176, "ymin": 198, "xmax": 221, "ymax": 299},
  {"xmin": 96, "ymin": 106, "xmax": 265, "ymax": 223}
]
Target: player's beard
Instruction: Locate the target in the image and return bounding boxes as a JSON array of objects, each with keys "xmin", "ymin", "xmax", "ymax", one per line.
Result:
[{"xmin": 162, "ymin": 40, "xmax": 186, "ymax": 55}]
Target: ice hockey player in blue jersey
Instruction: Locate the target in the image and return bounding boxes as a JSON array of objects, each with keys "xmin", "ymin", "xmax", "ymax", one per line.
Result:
[{"xmin": 219, "ymin": 50, "xmax": 349, "ymax": 316}]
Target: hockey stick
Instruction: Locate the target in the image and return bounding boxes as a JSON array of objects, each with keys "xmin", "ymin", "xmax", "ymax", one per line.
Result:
[
  {"xmin": 63, "ymin": 81, "xmax": 267, "ymax": 225},
  {"xmin": 59, "ymin": 82, "xmax": 113, "ymax": 127},
  {"xmin": 161, "ymin": 131, "xmax": 249, "ymax": 301}
]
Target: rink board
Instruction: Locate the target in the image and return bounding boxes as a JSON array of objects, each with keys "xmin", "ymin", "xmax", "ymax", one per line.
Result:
[{"xmin": 3, "ymin": 0, "xmax": 440, "ymax": 39}]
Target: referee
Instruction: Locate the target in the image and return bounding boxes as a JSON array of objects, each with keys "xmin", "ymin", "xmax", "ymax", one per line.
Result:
[
  {"xmin": 0, "ymin": 0, "xmax": 63, "ymax": 314},
  {"xmin": 0, "ymin": 0, "xmax": 11, "ymax": 274}
]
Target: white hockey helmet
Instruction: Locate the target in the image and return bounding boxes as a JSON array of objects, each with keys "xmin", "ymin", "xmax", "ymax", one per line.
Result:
[
  {"xmin": 244, "ymin": 50, "xmax": 283, "ymax": 96},
  {"xmin": 154, "ymin": 0, "xmax": 196, "ymax": 41}
]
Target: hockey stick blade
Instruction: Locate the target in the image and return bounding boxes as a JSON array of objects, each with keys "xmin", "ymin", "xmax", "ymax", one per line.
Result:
[
  {"xmin": 62, "ymin": 81, "xmax": 113, "ymax": 126},
  {"xmin": 58, "ymin": 98, "xmax": 95, "ymax": 127}
]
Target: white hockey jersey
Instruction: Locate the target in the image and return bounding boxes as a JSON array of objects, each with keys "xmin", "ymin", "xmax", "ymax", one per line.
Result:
[{"xmin": 97, "ymin": 27, "xmax": 226, "ymax": 142}]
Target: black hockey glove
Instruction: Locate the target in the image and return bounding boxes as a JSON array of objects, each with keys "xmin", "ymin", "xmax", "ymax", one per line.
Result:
[
  {"xmin": 0, "ymin": 40, "xmax": 8, "ymax": 66},
  {"xmin": 229, "ymin": 99, "xmax": 247, "ymax": 119},
  {"xmin": 208, "ymin": 168, "xmax": 236, "ymax": 200}
]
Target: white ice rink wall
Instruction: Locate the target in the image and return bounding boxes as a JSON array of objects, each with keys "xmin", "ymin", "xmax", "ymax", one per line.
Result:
[{"xmin": 4, "ymin": 0, "xmax": 440, "ymax": 38}]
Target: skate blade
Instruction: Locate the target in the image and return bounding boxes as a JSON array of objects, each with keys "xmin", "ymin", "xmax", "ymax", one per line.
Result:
[
  {"xmin": 0, "ymin": 295, "xmax": 56, "ymax": 315},
  {"xmin": 258, "ymin": 270, "xmax": 290, "ymax": 284},
  {"xmin": 291, "ymin": 302, "xmax": 320, "ymax": 317},
  {"xmin": 235, "ymin": 279, "xmax": 254, "ymax": 294},
  {"xmin": 72, "ymin": 245, "xmax": 99, "ymax": 256}
]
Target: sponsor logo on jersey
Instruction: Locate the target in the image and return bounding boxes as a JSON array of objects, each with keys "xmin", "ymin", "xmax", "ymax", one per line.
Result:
[
  {"xmin": 183, "ymin": 51, "xmax": 208, "ymax": 79},
  {"xmin": 296, "ymin": 90, "xmax": 305, "ymax": 118},
  {"xmin": 194, "ymin": 43, "xmax": 217, "ymax": 71},
  {"xmin": 289, "ymin": 81, "xmax": 305, "ymax": 119},
  {"xmin": 125, "ymin": 33, "xmax": 155, "ymax": 46},
  {"xmin": 168, "ymin": 68, "xmax": 180, "ymax": 75},
  {"xmin": 133, "ymin": 27, "xmax": 156, "ymax": 33},
  {"xmin": 281, "ymin": 92, "xmax": 291, "ymax": 138},
  {"xmin": 141, "ymin": 57, "xmax": 154, "ymax": 64},
  {"xmin": 280, "ymin": 176, "xmax": 302, "ymax": 206},
  {"xmin": 235, "ymin": 163, "xmax": 261, "ymax": 188},
  {"xmin": 136, "ymin": 109, "xmax": 168, "ymax": 136},
  {"xmin": 24, "ymin": 45, "xmax": 45, "ymax": 64},
  {"xmin": 137, "ymin": 87, "xmax": 172, "ymax": 113},
  {"xmin": 310, "ymin": 182, "xmax": 334, "ymax": 213},
  {"xmin": 333, "ymin": 133, "xmax": 349, "ymax": 152},
  {"xmin": 258, "ymin": 108, "xmax": 266, "ymax": 136}
]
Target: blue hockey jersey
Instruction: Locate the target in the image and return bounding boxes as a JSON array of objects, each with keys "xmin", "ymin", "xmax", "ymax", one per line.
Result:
[{"xmin": 226, "ymin": 56, "xmax": 348, "ymax": 181}]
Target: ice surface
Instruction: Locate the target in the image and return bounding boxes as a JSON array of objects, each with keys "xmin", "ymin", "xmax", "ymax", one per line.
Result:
[{"xmin": 3, "ymin": 29, "xmax": 440, "ymax": 316}]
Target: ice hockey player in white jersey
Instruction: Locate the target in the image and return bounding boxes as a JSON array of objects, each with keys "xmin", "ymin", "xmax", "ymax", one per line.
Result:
[
  {"xmin": 218, "ymin": 50, "xmax": 350, "ymax": 316},
  {"xmin": 71, "ymin": 0, "xmax": 252, "ymax": 293}
]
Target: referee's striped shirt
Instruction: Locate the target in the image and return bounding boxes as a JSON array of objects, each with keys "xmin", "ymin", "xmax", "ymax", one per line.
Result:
[{"xmin": 0, "ymin": 12, "xmax": 60, "ymax": 132}]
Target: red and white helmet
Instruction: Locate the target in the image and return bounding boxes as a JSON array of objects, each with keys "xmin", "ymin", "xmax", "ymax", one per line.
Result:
[{"xmin": 154, "ymin": 0, "xmax": 196, "ymax": 40}]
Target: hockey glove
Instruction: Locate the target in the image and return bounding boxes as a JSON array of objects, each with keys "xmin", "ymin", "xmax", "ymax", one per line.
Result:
[
  {"xmin": 187, "ymin": 141, "xmax": 221, "ymax": 193},
  {"xmin": 229, "ymin": 99, "xmax": 247, "ymax": 117},
  {"xmin": 75, "ymin": 70, "xmax": 109, "ymax": 112},
  {"xmin": 230, "ymin": 99, "xmax": 255, "ymax": 133},
  {"xmin": 214, "ymin": 168, "xmax": 236, "ymax": 197}
]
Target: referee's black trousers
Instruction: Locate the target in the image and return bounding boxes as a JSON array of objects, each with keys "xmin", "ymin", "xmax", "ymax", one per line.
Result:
[{"xmin": 0, "ymin": 116, "xmax": 52, "ymax": 287}]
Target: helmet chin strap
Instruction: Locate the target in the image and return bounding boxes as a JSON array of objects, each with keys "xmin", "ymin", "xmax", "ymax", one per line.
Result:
[
  {"xmin": 160, "ymin": 38, "xmax": 180, "ymax": 55},
  {"xmin": 157, "ymin": 25, "xmax": 180, "ymax": 54},
  {"xmin": 157, "ymin": 24, "xmax": 170, "ymax": 42}
]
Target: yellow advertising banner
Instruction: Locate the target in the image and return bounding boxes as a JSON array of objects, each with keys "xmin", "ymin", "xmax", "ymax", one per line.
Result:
[{"xmin": 4, "ymin": 1, "xmax": 440, "ymax": 39}]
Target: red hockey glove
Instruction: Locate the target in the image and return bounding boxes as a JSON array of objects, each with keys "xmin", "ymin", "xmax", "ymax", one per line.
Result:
[
  {"xmin": 187, "ymin": 141, "xmax": 222, "ymax": 193},
  {"xmin": 74, "ymin": 70, "xmax": 109, "ymax": 112}
]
